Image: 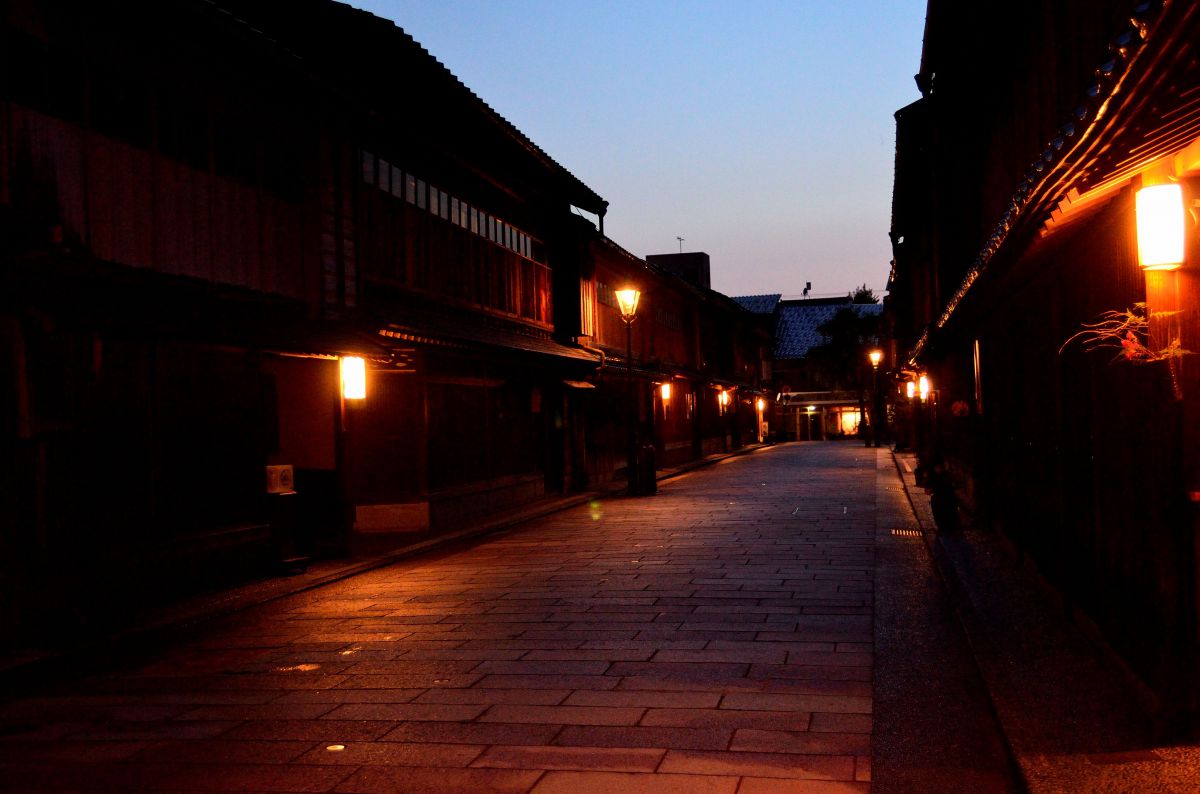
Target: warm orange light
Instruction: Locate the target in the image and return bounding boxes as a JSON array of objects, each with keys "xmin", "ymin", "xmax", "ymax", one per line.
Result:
[
  {"xmin": 906, "ymin": 380, "xmax": 916, "ymax": 400},
  {"xmin": 839, "ymin": 410, "xmax": 860, "ymax": 435},
  {"xmin": 756, "ymin": 398, "xmax": 765, "ymax": 412},
  {"xmin": 341, "ymin": 356, "xmax": 366, "ymax": 400},
  {"xmin": 660, "ymin": 382, "xmax": 672, "ymax": 401},
  {"xmin": 718, "ymin": 390, "xmax": 730, "ymax": 407},
  {"xmin": 615, "ymin": 287, "xmax": 641, "ymax": 321},
  {"xmin": 868, "ymin": 349, "xmax": 883, "ymax": 368},
  {"xmin": 918, "ymin": 374, "xmax": 930, "ymax": 402},
  {"xmin": 1136, "ymin": 183, "xmax": 1186, "ymax": 270}
]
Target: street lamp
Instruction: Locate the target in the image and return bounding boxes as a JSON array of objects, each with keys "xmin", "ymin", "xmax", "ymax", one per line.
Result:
[
  {"xmin": 616, "ymin": 288, "xmax": 640, "ymax": 322},
  {"xmin": 867, "ymin": 349, "xmax": 883, "ymax": 447},
  {"xmin": 617, "ymin": 286, "xmax": 642, "ymax": 494}
]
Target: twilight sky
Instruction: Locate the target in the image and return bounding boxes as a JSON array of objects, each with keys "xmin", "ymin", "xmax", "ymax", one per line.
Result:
[{"xmin": 348, "ymin": 1, "xmax": 927, "ymax": 299}]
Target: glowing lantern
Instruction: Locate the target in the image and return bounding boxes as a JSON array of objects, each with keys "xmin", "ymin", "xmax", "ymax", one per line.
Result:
[
  {"xmin": 918, "ymin": 374, "xmax": 931, "ymax": 402},
  {"xmin": 756, "ymin": 398, "xmax": 765, "ymax": 412},
  {"xmin": 1136, "ymin": 183, "xmax": 1186, "ymax": 270},
  {"xmin": 615, "ymin": 288, "xmax": 641, "ymax": 321},
  {"xmin": 341, "ymin": 356, "xmax": 366, "ymax": 400},
  {"xmin": 906, "ymin": 380, "xmax": 916, "ymax": 400},
  {"xmin": 661, "ymin": 382, "xmax": 672, "ymax": 401},
  {"xmin": 868, "ymin": 349, "xmax": 883, "ymax": 369}
]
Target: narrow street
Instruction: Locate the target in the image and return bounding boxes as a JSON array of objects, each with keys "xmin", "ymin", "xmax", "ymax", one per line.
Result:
[{"xmin": 0, "ymin": 443, "xmax": 1015, "ymax": 792}]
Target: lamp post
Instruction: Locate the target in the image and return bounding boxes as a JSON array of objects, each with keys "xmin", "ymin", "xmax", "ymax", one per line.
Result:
[
  {"xmin": 867, "ymin": 349, "xmax": 883, "ymax": 447},
  {"xmin": 616, "ymin": 287, "xmax": 641, "ymax": 494}
]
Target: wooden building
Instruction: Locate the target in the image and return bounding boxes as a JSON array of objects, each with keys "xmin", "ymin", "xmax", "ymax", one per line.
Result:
[
  {"xmin": 890, "ymin": 0, "xmax": 1200, "ymax": 727},
  {"xmin": 0, "ymin": 0, "xmax": 769, "ymax": 645},
  {"xmin": 581, "ymin": 243, "xmax": 770, "ymax": 484}
]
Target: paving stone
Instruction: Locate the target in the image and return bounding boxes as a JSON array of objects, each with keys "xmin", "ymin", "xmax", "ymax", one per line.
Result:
[
  {"xmin": 563, "ymin": 690, "xmax": 720, "ymax": 709},
  {"xmin": 810, "ymin": 712, "xmax": 872, "ymax": 734},
  {"xmin": 207, "ymin": 673, "xmax": 351, "ymax": 691},
  {"xmin": 737, "ymin": 778, "xmax": 871, "ymax": 793},
  {"xmin": 393, "ymin": 649, "xmax": 526, "ymax": 661},
  {"xmin": 641, "ymin": 708, "xmax": 811, "ymax": 731},
  {"xmin": 521, "ymin": 649, "xmax": 655, "ymax": 662},
  {"xmin": 553, "ymin": 725, "xmax": 734, "ymax": 751},
  {"xmin": 335, "ymin": 673, "xmax": 483, "ymax": 689},
  {"xmin": 606, "ymin": 661, "xmax": 750, "ymax": 680},
  {"xmin": 322, "ymin": 703, "xmax": 487, "ymax": 722},
  {"xmin": 472, "ymin": 660, "xmax": 611, "ymax": 675},
  {"xmin": 529, "ymin": 770, "xmax": 739, "ymax": 793},
  {"xmin": 480, "ymin": 704, "xmax": 644, "ymax": 726},
  {"xmin": 381, "ymin": 721, "xmax": 563, "ymax": 746},
  {"xmin": 131, "ymin": 739, "xmax": 317, "ymax": 765},
  {"xmin": 67, "ymin": 720, "xmax": 240, "ymax": 741},
  {"xmin": 295, "ymin": 741, "xmax": 484, "ymax": 767},
  {"xmin": 659, "ymin": 748, "xmax": 856, "ymax": 779},
  {"xmin": 730, "ymin": 729, "xmax": 871, "ymax": 755},
  {"xmin": 176, "ymin": 703, "xmax": 339, "ymax": 721},
  {"xmin": 0, "ymin": 760, "xmax": 181, "ymax": 790},
  {"xmin": 472, "ymin": 674, "xmax": 620, "ymax": 690},
  {"xmin": 272, "ymin": 689, "xmax": 425, "ymax": 704},
  {"xmin": 221, "ymin": 719, "xmax": 394, "ymax": 742},
  {"xmin": 0, "ymin": 739, "xmax": 155, "ymax": 763},
  {"xmin": 749, "ymin": 664, "xmax": 873, "ymax": 682},
  {"xmin": 335, "ymin": 766, "xmax": 543, "ymax": 793},
  {"xmin": 651, "ymin": 648, "xmax": 789, "ymax": 664},
  {"xmin": 720, "ymin": 692, "xmax": 872, "ymax": 714},
  {"xmin": 472, "ymin": 744, "xmax": 664, "ymax": 772},
  {"xmin": 412, "ymin": 688, "xmax": 570, "ymax": 706}
]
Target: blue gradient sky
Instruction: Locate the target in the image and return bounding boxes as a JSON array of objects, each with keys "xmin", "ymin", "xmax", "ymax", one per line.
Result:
[{"xmin": 348, "ymin": 1, "xmax": 927, "ymax": 299}]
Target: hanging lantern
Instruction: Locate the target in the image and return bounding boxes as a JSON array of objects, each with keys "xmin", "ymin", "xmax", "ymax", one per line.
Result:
[{"xmin": 1136, "ymin": 183, "xmax": 1186, "ymax": 270}]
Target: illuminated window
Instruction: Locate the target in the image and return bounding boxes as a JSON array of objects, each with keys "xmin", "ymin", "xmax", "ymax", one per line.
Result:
[{"xmin": 377, "ymin": 158, "xmax": 390, "ymax": 192}]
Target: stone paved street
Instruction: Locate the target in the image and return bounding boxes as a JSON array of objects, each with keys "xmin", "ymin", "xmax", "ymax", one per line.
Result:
[{"xmin": 0, "ymin": 442, "xmax": 1009, "ymax": 792}]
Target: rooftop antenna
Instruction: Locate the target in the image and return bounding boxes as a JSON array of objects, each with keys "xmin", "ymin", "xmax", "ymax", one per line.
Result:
[
  {"xmin": 676, "ymin": 236, "xmax": 685, "ymax": 253},
  {"xmin": 803, "ymin": 281, "xmax": 811, "ymax": 298}
]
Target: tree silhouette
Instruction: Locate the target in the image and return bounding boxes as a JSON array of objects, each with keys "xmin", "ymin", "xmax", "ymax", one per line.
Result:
[
  {"xmin": 806, "ymin": 307, "xmax": 881, "ymax": 391},
  {"xmin": 850, "ymin": 284, "xmax": 879, "ymax": 304}
]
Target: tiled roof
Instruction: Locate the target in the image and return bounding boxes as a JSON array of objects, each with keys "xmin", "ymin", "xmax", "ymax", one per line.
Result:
[
  {"xmin": 776, "ymin": 303, "xmax": 884, "ymax": 360},
  {"xmin": 208, "ymin": 0, "xmax": 607, "ymax": 215},
  {"xmin": 378, "ymin": 306, "xmax": 598, "ymax": 364},
  {"xmin": 732, "ymin": 294, "xmax": 782, "ymax": 314}
]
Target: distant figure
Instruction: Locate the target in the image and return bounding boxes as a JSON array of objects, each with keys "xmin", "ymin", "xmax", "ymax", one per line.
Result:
[{"xmin": 927, "ymin": 461, "xmax": 960, "ymax": 534}]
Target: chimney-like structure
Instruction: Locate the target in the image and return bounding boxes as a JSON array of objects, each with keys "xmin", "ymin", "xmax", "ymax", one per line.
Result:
[{"xmin": 646, "ymin": 252, "xmax": 711, "ymax": 289}]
